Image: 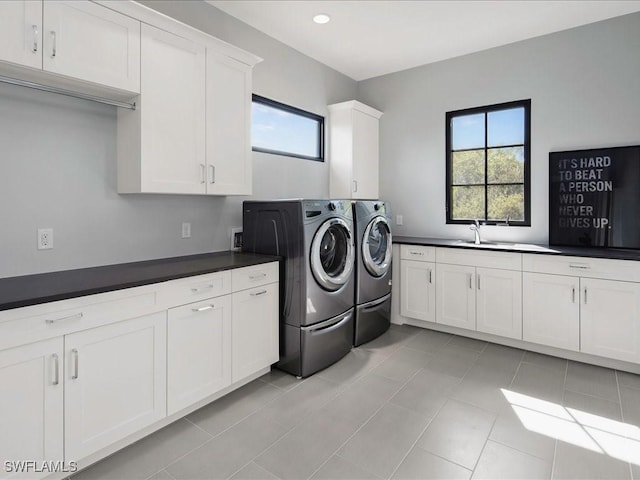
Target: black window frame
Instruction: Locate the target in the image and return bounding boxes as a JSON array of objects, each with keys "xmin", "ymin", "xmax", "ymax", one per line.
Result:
[
  {"xmin": 445, "ymin": 99, "xmax": 531, "ymax": 226},
  {"xmin": 251, "ymin": 94, "xmax": 325, "ymax": 162}
]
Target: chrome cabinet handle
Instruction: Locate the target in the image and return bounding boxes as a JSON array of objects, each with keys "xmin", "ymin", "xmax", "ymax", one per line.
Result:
[
  {"xmin": 191, "ymin": 284, "xmax": 214, "ymax": 293},
  {"xmin": 210, "ymin": 165, "xmax": 215, "ymax": 184},
  {"xmin": 45, "ymin": 312, "xmax": 83, "ymax": 324},
  {"xmin": 353, "ymin": 180, "xmax": 358, "ymax": 192},
  {"xmin": 200, "ymin": 164, "xmax": 205, "ymax": 184},
  {"xmin": 468, "ymin": 273, "xmax": 473, "ymax": 289},
  {"xmin": 477, "ymin": 274, "xmax": 481, "ymax": 290},
  {"xmin": 584, "ymin": 287, "xmax": 588, "ymax": 305},
  {"xmin": 71, "ymin": 349, "xmax": 79, "ymax": 379},
  {"xmin": 249, "ymin": 273, "xmax": 267, "ymax": 280},
  {"xmin": 250, "ymin": 289, "xmax": 267, "ymax": 297},
  {"xmin": 571, "ymin": 286, "xmax": 576, "ymax": 303},
  {"xmin": 32, "ymin": 25, "xmax": 39, "ymax": 53},
  {"xmin": 50, "ymin": 31, "xmax": 56, "ymax": 58},
  {"xmin": 192, "ymin": 304, "xmax": 214, "ymax": 312},
  {"xmin": 51, "ymin": 354, "xmax": 59, "ymax": 385},
  {"xmin": 428, "ymin": 269, "xmax": 432, "ymax": 284}
]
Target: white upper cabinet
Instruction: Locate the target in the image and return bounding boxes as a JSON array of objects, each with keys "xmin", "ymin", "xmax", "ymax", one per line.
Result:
[
  {"xmin": 117, "ymin": 21, "xmax": 260, "ymax": 195},
  {"xmin": 329, "ymin": 100, "xmax": 383, "ymax": 199},
  {"xmin": 0, "ymin": 0, "xmax": 43, "ymax": 70},
  {"xmin": 206, "ymin": 50, "xmax": 253, "ymax": 195},
  {"xmin": 0, "ymin": 1, "xmax": 140, "ymax": 94},
  {"xmin": 118, "ymin": 24, "xmax": 206, "ymax": 194},
  {"xmin": 42, "ymin": 1, "xmax": 140, "ymax": 92}
]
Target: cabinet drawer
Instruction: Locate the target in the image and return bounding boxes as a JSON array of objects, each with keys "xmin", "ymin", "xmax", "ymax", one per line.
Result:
[
  {"xmin": 400, "ymin": 244, "xmax": 436, "ymax": 262},
  {"xmin": 0, "ymin": 286, "xmax": 160, "ymax": 351},
  {"xmin": 232, "ymin": 262, "xmax": 279, "ymax": 291},
  {"xmin": 159, "ymin": 271, "xmax": 232, "ymax": 308},
  {"xmin": 522, "ymin": 254, "xmax": 640, "ymax": 282},
  {"xmin": 436, "ymin": 247, "xmax": 521, "ymax": 271}
]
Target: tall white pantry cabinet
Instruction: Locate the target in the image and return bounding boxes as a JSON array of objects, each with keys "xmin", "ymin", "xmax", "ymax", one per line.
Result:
[{"xmin": 329, "ymin": 100, "xmax": 383, "ymax": 200}]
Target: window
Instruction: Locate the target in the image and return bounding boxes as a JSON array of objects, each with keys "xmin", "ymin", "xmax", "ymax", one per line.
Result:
[
  {"xmin": 446, "ymin": 99, "xmax": 531, "ymax": 226},
  {"xmin": 251, "ymin": 94, "xmax": 324, "ymax": 161}
]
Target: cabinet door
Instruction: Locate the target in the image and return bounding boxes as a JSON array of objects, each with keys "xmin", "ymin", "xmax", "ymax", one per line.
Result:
[
  {"xmin": 42, "ymin": 1, "xmax": 140, "ymax": 92},
  {"xmin": 0, "ymin": 0, "xmax": 42, "ymax": 69},
  {"xmin": 581, "ymin": 278, "xmax": 640, "ymax": 363},
  {"xmin": 139, "ymin": 24, "xmax": 206, "ymax": 194},
  {"xmin": 167, "ymin": 296, "xmax": 232, "ymax": 415},
  {"xmin": 522, "ymin": 272, "xmax": 579, "ymax": 351},
  {"xmin": 0, "ymin": 338, "xmax": 63, "ymax": 476},
  {"xmin": 206, "ymin": 50, "xmax": 252, "ymax": 195},
  {"xmin": 476, "ymin": 267, "xmax": 522, "ymax": 340},
  {"xmin": 232, "ymin": 283, "xmax": 279, "ymax": 382},
  {"xmin": 400, "ymin": 259, "xmax": 435, "ymax": 322},
  {"xmin": 351, "ymin": 109, "xmax": 379, "ymax": 199},
  {"xmin": 64, "ymin": 312, "xmax": 166, "ymax": 461},
  {"xmin": 436, "ymin": 263, "xmax": 476, "ymax": 329}
]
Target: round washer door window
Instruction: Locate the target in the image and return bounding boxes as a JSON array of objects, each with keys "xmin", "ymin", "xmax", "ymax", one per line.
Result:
[
  {"xmin": 310, "ymin": 218, "xmax": 355, "ymax": 291},
  {"xmin": 363, "ymin": 216, "xmax": 392, "ymax": 277}
]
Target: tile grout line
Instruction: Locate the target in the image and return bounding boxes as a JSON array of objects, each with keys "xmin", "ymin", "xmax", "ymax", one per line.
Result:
[
  {"xmin": 549, "ymin": 355, "xmax": 570, "ymax": 480},
  {"xmin": 304, "ymin": 364, "xmax": 425, "ymax": 480}
]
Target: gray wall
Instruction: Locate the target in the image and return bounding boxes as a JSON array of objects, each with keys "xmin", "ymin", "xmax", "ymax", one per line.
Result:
[
  {"xmin": 0, "ymin": 1, "xmax": 356, "ymax": 278},
  {"xmin": 358, "ymin": 12, "xmax": 640, "ymax": 244}
]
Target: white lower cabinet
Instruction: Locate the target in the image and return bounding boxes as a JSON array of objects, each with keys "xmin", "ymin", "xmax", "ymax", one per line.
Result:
[
  {"xmin": 522, "ymin": 272, "xmax": 580, "ymax": 351},
  {"xmin": 476, "ymin": 267, "xmax": 522, "ymax": 340},
  {"xmin": 400, "ymin": 259, "xmax": 435, "ymax": 322},
  {"xmin": 232, "ymin": 283, "xmax": 279, "ymax": 382},
  {"xmin": 436, "ymin": 263, "xmax": 476, "ymax": 329},
  {"xmin": 0, "ymin": 337, "xmax": 63, "ymax": 478},
  {"xmin": 64, "ymin": 312, "xmax": 167, "ymax": 461},
  {"xmin": 580, "ymin": 278, "xmax": 640, "ymax": 363},
  {"xmin": 167, "ymin": 296, "xmax": 232, "ymax": 415}
]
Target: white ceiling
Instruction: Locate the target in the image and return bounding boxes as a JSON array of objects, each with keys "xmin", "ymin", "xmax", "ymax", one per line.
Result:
[{"xmin": 207, "ymin": 1, "xmax": 640, "ymax": 81}]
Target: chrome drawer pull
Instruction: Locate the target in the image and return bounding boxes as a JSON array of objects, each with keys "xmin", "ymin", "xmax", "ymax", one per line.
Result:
[
  {"xmin": 409, "ymin": 251, "xmax": 424, "ymax": 256},
  {"xmin": 192, "ymin": 304, "xmax": 214, "ymax": 312},
  {"xmin": 249, "ymin": 273, "xmax": 267, "ymax": 280},
  {"xmin": 569, "ymin": 263, "xmax": 590, "ymax": 269},
  {"xmin": 45, "ymin": 312, "xmax": 83, "ymax": 324},
  {"xmin": 191, "ymin": 284, "xmax": 214, "ymax": 293},
  {"xmin": 250, "ymin": 290, "xmax": 267, "ymax": 297}
]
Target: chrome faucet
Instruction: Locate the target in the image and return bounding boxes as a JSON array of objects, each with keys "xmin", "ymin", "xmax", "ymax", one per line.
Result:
[{"xmin": 469, "ymin": 219, "xmax": 481, "ymax": 245}]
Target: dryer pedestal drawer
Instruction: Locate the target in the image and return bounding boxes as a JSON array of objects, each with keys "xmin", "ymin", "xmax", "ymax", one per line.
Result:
[{"xmin": 354, "ymin": 293, "xmax": 391, "ymax": 347}]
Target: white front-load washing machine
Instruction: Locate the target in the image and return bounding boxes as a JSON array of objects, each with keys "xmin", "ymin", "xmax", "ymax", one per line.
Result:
[
  {"xmin": 353, "ymin": 200, "xmax": 392, "ymax": 346},
  {"xmin": 242, "ymin": 199, "xmax": 356, "ymax": 377}
]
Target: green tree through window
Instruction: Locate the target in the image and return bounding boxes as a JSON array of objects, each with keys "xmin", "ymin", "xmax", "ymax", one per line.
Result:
[{"xmin": 446, "ymin": 100, "xmax": 531, "ymax": 226}]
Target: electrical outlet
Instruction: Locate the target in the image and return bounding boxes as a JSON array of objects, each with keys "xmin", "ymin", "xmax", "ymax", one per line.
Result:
[
  {"xmin": 230, "ymin": 227, "xmax": 242, "ymax": 251},
  {"xmin": 396, "ymin": 215, "xmax": 404, "ymax": 226},
  {"xmin": 37, "ymin": 228, "xmax": 54, "ymax": 250},
  {"xmin": 181, "ymin": 222, "xmax": 191, "ymax": 239}
]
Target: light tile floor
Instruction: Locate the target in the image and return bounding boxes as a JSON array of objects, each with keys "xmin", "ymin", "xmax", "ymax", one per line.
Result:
[{"xmin": 71, "ymin": 325, "xmax": 640, "ymax": 480}]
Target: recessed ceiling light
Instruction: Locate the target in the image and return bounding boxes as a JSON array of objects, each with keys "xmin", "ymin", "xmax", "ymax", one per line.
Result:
[{"xmin": 313, "ymin": 13, "xmax": 331, "ymax": 24}]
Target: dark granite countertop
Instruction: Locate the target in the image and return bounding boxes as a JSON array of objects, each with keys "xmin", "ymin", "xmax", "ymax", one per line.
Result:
[
  {"xmin": 393, "ymin": 236, "xmax": 640, "ymax": 261},
  {"xmin": 0, "ymin": 252, "xmax": 280, "ymax": 312}
]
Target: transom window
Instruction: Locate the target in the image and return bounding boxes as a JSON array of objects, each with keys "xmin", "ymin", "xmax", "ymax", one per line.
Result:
[
  {"xmin": 251, "ymin": 94, "xmax": 324, "ymax": 161},
  {"xmin": 446, "ymin": 99, "xmax": 531, "ymax": 226}
]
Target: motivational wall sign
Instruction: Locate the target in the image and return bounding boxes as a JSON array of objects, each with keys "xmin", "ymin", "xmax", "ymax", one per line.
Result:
[{"xmin": 549, "ymin": 145, "xmax": 640, "ymax": 249}]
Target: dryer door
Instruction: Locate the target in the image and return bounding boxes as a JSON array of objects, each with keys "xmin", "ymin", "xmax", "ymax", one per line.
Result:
[
  {"xmin": 310, "ymin": 218, "xmax": 355, "ymax": 291},
  {"xmin": 362, "ymin": 216, "xmax": 392, "ymax": 277}
]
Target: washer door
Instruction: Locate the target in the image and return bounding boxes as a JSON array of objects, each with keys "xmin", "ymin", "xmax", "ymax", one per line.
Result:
[
  {"xmin": 310, "ymin": 218, "xmax": 355, "ymax": 291},
  {"xmin": 362, "ymin": 216, "xmax": 392, "ymax": 277}
]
